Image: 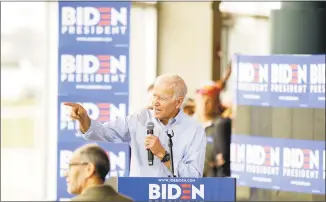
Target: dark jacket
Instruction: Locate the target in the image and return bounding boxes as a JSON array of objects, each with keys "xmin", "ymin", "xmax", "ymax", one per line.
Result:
[
  {"xmin": 204, "ymin": 117, "xmax": 232, "ymax": 177},
  {"xmin": 71, "ymin": 185, "xmax": 133, "ymax": 202}
]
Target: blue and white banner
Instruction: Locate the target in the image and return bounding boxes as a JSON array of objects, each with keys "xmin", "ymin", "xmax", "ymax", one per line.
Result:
[
  {"xmin": 231, "ymin": 134, "xmax": 325, "ymax": 194},
  {"xmin": 307, "ymin": 55, "xmax": 326, "ymax": 108},
  {"xmin": 58, "ymin": 46, "xmax": 129, "ymax": 96},
  {"xmin": 236, "ymin": 55, "xmax": 271, "ymax": 107},
  {"xmin": 57, "ymin": 1, "xmax": 131, "ymax": 200},
  {"xmin": 58, "ymin": 1, "xmax": 130, "ymax": 47},
  {"xmin": 58, "ymin": 94, "xmax": 128, "ymax": 143},
  {"xmin": 58, "ymin": 1, "xmax": 130, "ymax": 96},
  {"xmin": 57, "ymin": 141, "xmax": 130, "ymax": 201},
  {"xmin": 235, "ymin": 54, "xmax": 325, "ymax": 108},
  {"xmin": 118, "ymin": 177, "xmax": 236, "ymax": 201}
]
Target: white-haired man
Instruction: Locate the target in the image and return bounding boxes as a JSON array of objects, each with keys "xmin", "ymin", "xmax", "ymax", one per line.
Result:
[{"xmin": 65, "ymin": 74, "xmax": 207, "ymax": 177}]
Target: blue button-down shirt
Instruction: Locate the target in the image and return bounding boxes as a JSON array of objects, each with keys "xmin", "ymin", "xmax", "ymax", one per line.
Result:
[{"xmin": 77, "ymin": 109, "xmax": 206, "ymax": 177}]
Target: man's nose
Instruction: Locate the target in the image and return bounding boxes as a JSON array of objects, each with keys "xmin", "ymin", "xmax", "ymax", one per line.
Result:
[{"xmin": 153, "ymin": 99, "xmax": 160, "ymax": 106}]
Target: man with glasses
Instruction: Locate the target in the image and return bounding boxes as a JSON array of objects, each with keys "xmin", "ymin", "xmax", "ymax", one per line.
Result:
[{"xmin": 64, "ymin": 144, "xmax": 132, "ymax": 201}]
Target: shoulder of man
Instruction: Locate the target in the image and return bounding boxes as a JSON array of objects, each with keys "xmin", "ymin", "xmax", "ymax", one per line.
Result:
[
  {"xmin": 128, "ymin": 108, "xmax": 151, "ymax": 118},
  {"xmin": 180, "ymin": 111, "xmax": 195, "ymax": 122},
  {"xmin": 183, "ymin": 113, "xmax": 204, "ymax": 128},
  {"xmin": 181, "ymin": 114, "xmax": 207, "ymax": 139},
  {"xmin": 70, "ymin": 195, "xmax": 87, "ymax": 201},
  {"xmin": 70, "ymin": 190, "xmax": 133, "ymax": 202},
  {"xmin": 71, "ymin": 194, "xmax": 106, "ymax": 201},
  {"xmin": 114, "ymin": 194, "xmax": 134, "ymax": 202},
  {"xmin": 123, "ymin": 108, "xmax": 151, "ymax": 126}
]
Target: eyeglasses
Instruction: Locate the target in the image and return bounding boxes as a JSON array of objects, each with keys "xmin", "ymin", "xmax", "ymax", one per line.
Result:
[{"xmin": 68, "ymin": 162, "xmax": 89, "ymax": 170}]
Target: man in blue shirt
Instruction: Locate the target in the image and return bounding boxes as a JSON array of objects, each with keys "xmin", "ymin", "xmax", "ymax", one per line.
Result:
[{"xmin": 65, "ymin": 74, "xmax": 206, "ymax": 177}]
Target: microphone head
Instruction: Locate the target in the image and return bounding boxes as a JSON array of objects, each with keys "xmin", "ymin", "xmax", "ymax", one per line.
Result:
[{"xmin": 146, "ymin": 122, "xmax": 155, "ymax": 130}]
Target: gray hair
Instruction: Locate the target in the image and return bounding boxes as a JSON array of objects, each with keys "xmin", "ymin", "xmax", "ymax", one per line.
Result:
[
  {"xmin": 77, "ymin": 144, "xmax": 110, "ymax": 181},
  {"xmin": 155, "ymin": 74, "xmax": 188, "ymax": 100}
]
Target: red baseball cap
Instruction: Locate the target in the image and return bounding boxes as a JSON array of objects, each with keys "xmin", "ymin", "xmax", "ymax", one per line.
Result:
[{"xmin": 196, "ymin": 80, "xmax": 222, "ymax": 95}]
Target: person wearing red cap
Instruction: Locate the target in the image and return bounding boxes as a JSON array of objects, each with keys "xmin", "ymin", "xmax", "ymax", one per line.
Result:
[{"xmin": 195, "ymin": 63, "xmax": 232, "ymax": 177}]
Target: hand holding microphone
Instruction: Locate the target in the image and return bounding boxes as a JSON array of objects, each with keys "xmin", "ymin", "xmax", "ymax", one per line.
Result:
[
  {"xmin": 145, "ymin": 122, "xmax": 166, "ymax": 166},
  {"xmin": 146, "ymin": 122, "xmax": 154, "ymax": 166}
]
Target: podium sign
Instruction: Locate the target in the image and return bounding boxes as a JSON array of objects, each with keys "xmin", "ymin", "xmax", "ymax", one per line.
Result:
[{"xmin": 117, "ymin": 177, "xmax": 236, "ymax": 201}]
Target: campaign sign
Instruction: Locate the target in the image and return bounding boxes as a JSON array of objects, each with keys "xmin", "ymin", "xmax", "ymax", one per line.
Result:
[
  {"xmin": 231, "ymin": 134, "xmax": 325, "ymax": 194},
  {"xmin": 56, "ymin": 141, "xmax": 130, "ymax": 201},
  {"xmin": 236, "ymin": 54, "xmax": 325, "ymax": 108},
  {"xmin": 279, "ymin": 138, "xmax": 325, "ymax": 194},
  {"xmin": 236, "ymin": 55, "xmax": 271, "ymax": 107},
  {"xmin": 58, "ymin": 94, "xmax": 128, "ymax": 143},
  {"xmin": 269, "ymin": 55, "xmax": 310, "ymax": 108},
  {"xmin": 58, "ymin": 1, "xmax": 130, "ymax": 47},
  {"xmin": 58, "ymin": 46, "xmax": 129, "ymax": 96},
  {"xmin": 308, "ymin": 55, "xmax": 325, "ymax": 108},
  {"xmin": 230, "ymin": 135, "xmax": 281, "ymax": 190},
  {"xmin": 118, "ymin": 177, "xmax": 236, "ymax": 202}
]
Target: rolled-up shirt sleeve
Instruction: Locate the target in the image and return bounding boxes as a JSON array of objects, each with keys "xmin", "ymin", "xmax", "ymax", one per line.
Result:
[
  {"xmin": 174, "ymin": 126, "xmax": 207, "ymax": 177},
  {"xmin": 76, "ymin": 116, "xmax": 132, "ymax": 143}
]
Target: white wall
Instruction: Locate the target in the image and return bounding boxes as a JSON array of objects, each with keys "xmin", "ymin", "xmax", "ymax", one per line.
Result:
[
  {"xmin": 157, "ymin": 2, "xmax": 214, "ymax": 98},
  {"xmin": 227, "ymin": 16, "xmax": 270, "ymax": 56},
  {"xmin": 1, "ymin": 2, "xmax": 47, "ymax": 201},
  {"xmin": 129, "ymin": 3, "xmax": 157, "ymax": 113},
  {"xmin": 221, "ymin": 15, "xmax": 271, "ymax": 105}
]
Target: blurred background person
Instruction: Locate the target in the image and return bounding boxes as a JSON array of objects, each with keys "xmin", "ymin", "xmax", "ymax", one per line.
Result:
[
  {"xmin": 213, "ymin": 110, "xmax": 232, "ymax": 177},
  {"xmin": 195, "ymin": 61, "xmax": 232, "ymax": 123},
  {"xmin": 195, "ymin": 81, "xmax": 232, "ymax": 177},
  {"xmin": 195, "ymin": 62, "xmax": 232, "ymax": 177},
  {"xmin": 65, "ymin": 144, "xmax": 132, "ymax": 202},
  {"xmin": 182, "ymin": 97, "xmax": 196, "ymax": 116}
]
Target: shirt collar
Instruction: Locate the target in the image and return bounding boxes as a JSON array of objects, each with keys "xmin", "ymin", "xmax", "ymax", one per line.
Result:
[{"xmin": 172, "ymin": 109, "xmax": 184, "ymax": 124}]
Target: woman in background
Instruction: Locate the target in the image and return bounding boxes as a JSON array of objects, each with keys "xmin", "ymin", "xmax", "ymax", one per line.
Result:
[{"xmin": 195, "ymin": 61, "xmax": 233, "ymax": 177}]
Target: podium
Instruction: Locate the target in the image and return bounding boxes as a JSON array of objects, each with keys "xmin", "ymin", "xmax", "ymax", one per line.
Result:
[{"xmin": 116, "ymin": 177, "xmax": 236, "ymax": 201}]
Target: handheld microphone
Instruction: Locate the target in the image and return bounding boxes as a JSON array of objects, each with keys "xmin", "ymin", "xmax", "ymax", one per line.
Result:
[{"xmin": 146, "ymin": 122, "xmax": 155, "ymax": 166}]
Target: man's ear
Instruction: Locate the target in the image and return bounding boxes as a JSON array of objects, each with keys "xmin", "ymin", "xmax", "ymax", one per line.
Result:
[
  {"xmin": 85, "ymin": 163, "xmax": 96, "ymax": 178},
  {"xmin": 176, "ymin": 97, "xmax": 184, "ymax": 109}
]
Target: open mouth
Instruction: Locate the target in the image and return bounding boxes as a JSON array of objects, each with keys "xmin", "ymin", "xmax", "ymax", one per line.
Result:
[{"xmin": 154, "ymin": 108, "xmax": 162, "ymax": 112}]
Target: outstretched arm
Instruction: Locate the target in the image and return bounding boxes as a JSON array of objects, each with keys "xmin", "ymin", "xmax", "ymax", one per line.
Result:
[{"xmin": 64, "ymin": 102, "xmax": 131, "ymax": 143}]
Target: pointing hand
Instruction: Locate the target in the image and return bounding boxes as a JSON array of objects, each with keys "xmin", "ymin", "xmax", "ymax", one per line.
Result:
[
  {"xmin": 64, "ymin": 102, "xmax": 88, "ymax": 121},
  {"xmin": 64, "ymin": 102, "xmax": 91, "ymax": 133}
]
